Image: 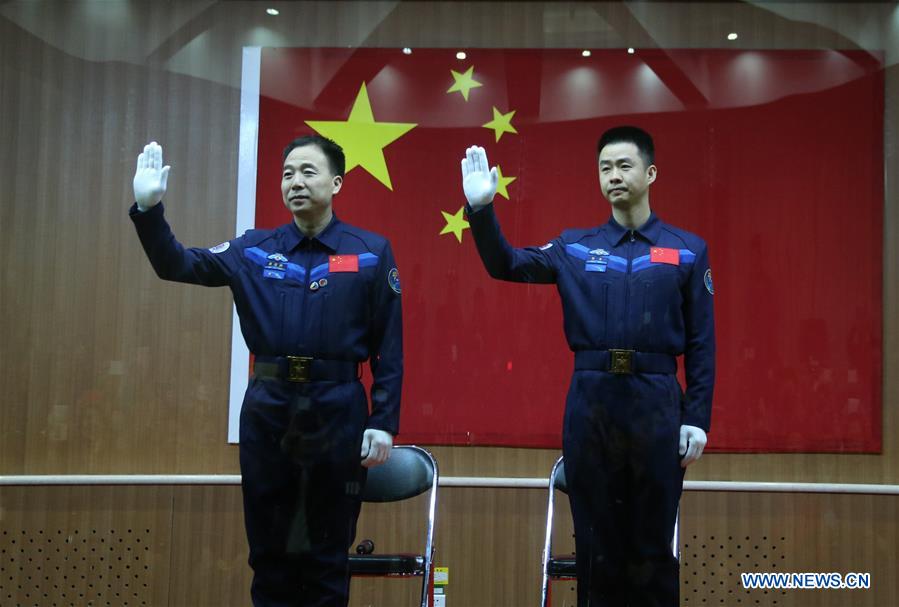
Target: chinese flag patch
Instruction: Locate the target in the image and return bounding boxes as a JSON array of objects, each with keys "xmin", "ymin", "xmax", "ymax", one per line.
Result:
[
  {"xmin": 650, "ymin": 247, "xmax": 680, "ymax": 265},
  {"xmin": 329, "ymin": 255, "xmax": 359, "ymax": 272}
]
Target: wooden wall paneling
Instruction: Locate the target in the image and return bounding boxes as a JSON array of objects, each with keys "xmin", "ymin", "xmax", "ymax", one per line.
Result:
[
  {"xmin": 167, "ymin": 485, "xmax": 250, "ymax": 606},
  {"xmin": 0, "ymin": 486, "xmax": 174, "ymax": 607},
  {"xmin": 1, "ymin": 485, "xmax": 896, "ymax": 606},
  {"xmin": 418, "ymin": 487, "xmax": 558, "ymax": 607},
  {"xmin": 680, "ymin": 491, "xmax": 899, "ymax": 607}
]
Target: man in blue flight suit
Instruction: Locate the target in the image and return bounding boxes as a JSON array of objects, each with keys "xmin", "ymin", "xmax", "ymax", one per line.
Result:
[
  {"xmin": 460, "ymin": 126, "xmax": 714, "ymax": 607},
  {"xmin": 130, "ymin": 135, "xmax": 402, "ymax": 607}
]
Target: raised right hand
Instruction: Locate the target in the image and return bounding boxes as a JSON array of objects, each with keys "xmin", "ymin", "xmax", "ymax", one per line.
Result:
[
  {"xmin": 461, "ymin": 145, "xmax": 498, "ymax": 210},
  {"xmin": 133, "ymin": 141, "xmax": 170, "ymax": 211}
]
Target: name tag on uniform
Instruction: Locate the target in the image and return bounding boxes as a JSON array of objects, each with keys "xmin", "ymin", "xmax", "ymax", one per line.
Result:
[
  {"xmin": 585, "ymin": 248, "xmax": 609, "ymax": 272},
  {"xmin": 650, "ymin": 247, "xmax": 680, "ymax": 266},
  {"xmin": 264, "ymin": 252, "xmax": 288, "ymax": 279},
  {"xmin": 329, "ymin": 255, "xmax": 359, "ymax": 273}
]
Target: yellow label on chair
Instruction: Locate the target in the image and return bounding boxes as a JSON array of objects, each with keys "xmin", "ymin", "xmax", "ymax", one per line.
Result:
[{"xmin": 434, "ymin": 566, "xmax": 449, "ymax": 586}]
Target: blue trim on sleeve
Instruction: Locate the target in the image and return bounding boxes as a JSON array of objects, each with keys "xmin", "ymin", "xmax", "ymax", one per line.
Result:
[
  {"xmin": 606, "ymin": 256, "xmax": 627, "ymax": 272},
  {"xmin": 309, "ymin": 263, "xmax": 330, "ymax": 282},
  {"xmin": 568, "ymin": 244, "xmax": 694, "ymax": 274},
  {"xmin": 245, "ymin": 247, "xmax": 380, "ymax": 284},
  {"xmin": 359, "ymin": 252, "xmax": 378, "ymax": 267},
  {"xmin": 565, "ymin": 243, "xmax": 590, "ymax": 260}
]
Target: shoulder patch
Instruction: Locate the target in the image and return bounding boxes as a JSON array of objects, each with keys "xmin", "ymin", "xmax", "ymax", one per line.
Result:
[
  {"xmin": 704, "ymin": 268, "xmax": 714, "ymax": 295},
  {"xmin": 209, "ymin": 241, "xmax": 230, "ymax": 254},
  {"xmin": 388, "ymin": 267, "xmax": 401, "ymax": 294},
  {"xmin": 539, "ymin": 242, "xmax": 554, "ymax": 251}
]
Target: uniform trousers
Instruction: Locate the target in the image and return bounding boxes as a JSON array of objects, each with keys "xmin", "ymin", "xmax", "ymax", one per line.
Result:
[
  {"xmin": 239, "ymin": 376, "xmax": 369, "ymax": 607},
  {"xmin": 562, "ymin": 370, "xmax": 686, "ymax": 607}
]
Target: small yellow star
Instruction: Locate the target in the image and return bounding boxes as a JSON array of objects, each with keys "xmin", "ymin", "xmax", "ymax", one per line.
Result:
[
  {"xmin": 439, "ymin": 207, "xmax": 470, "ymax": 243},
  {"xmin": 495, "ymin": 165, "xmax": 517, "ymax": 200},
  {"xmin": 483, "ymin": 107, "xmax": 518, "ymax": 142},
  {"xmin": 447, "ymin": 66, "xmax": 483, "ymax": 101}
]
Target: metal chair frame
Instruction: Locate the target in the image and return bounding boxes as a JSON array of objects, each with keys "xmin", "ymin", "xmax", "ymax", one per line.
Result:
[
  {"xmin": 540, "ymin": 456, "xmax": 680, "ymax": 607},
  {"xmin": 349, "ymin": 445, "xmax": 438, "ymax": 607}
]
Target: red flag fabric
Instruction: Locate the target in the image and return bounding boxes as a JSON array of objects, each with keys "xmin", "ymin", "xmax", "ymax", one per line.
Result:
[
  {"xmin": 329, "ymin": 255, "xmax": 359, "ymax": 273},
  {"xmin": 253, "ymin": 48, "xmax": 883, "ymax": 453},
  {"xmin": 650, "ymin": 247, "xmax": 680, "ymax": 266}
]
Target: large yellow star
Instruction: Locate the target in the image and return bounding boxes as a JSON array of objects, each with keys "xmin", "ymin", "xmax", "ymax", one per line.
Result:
[
  {"xmin": 495, "ymin": 165, "xmax": 517, "ymax": 200},
  {"xmin": 306, "ymin": 83, "xmax": 417, "ymax": 190},
  {"xmin": 483, "ymin": 107, "xmax": 518, "ymax": 142},
  {"xmin": 439, "ymin": 207, "xmax": 470, "ymax": 243},
  {"xmin": 447, "ymin": 66, "xmax": 483, "ymax": 101}
]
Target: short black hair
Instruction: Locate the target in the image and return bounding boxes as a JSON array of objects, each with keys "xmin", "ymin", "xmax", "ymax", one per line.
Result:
[
  {"xmin": 282, "ymin": 134, "xmax": 345, "ymax": 177},
  {"xmin": 597, "ymin": 125, "xmax": 655, "ymax": 167}
]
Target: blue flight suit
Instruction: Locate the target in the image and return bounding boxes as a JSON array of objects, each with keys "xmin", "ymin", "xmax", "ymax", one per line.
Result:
[
  {"xmin": 467, "ymin": 204, "xmax": 714, "ymax": 607},
  {"xmin": 130, "ymin": 203, "xmax": 402, "ymax": 607}
]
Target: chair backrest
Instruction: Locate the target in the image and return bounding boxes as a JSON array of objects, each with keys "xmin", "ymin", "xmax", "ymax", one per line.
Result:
[
  {"xmin": 552, "ymin": 458, "xmax": 568, "ymax": 494},
  {"xmin": 361, "ymin": 445, "xmax": 436, "ymax": 503}
]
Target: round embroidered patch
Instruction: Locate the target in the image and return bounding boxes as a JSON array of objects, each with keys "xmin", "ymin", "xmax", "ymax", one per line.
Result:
[
  {"xmin": 704, "ymin": 268, "xmax": 714, "ymax": 295},
  {"xmin": 388, "ymin": 267, "xmax": 401, "ymax": 294},
  {"xmin": 209, "ymin": 241, "xmax": 230, "ymax": 254}
]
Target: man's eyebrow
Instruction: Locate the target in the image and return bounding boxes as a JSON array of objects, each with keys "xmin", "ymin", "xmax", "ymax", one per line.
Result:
[
  {"xmin": 599, "ymin": 156, "xmax": 635, "ymax": 165},
  {"xmin": 283, "ymin": 161, "xmax": 319, "ymax": 171}
]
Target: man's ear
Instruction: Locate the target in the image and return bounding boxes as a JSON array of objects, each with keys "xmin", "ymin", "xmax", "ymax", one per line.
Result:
[
  {"xmin": 646, "ymin": 164, "xmax": 658, "ymax": 185},
  {"xmin": 332, "ymin": 175, "xmax": 343, "ymax": 195}
]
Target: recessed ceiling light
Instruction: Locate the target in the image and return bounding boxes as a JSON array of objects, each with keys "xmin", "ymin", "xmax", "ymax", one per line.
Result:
[
  {"xmin": 266, "ymin": 8, "xmax": 279, "ymax": 16},
  {"xmin": 456, "ymin": 51, "xmax": 467, "ymax": 60},
  {"xmin": 627, "ymin": 47, "xmax": 635, "ymax": 55},
  {"xmin": 727, "ymin": 32, "xmax": 738, "ymax": 41},
  {"xmin": 582, "ymin": 50, "xmax": 591, "ymax": 57},
  {"xmin": 402, "ymin": 47, "xmax": 412, "ymax": 55}
]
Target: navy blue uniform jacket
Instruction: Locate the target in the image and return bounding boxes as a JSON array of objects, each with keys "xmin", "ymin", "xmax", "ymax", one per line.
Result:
[
  {"xmin": 130, "ymin": 203, "xmax": 402, "ymax": 434},
  {"xmin": 468, "ymin": 203, "xmax": 714, "ymax": 431}
]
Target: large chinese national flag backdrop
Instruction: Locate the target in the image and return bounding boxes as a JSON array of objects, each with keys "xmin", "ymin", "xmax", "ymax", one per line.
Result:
[{"xmin": 254, "ymin": 48, "xmax": 883, "ymax": 453}]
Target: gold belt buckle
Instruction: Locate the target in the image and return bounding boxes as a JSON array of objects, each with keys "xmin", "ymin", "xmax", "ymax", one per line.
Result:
[
  {"xmin": 287, "ymin": 356, "xmax": 313, "ymax": 382},
  {"xmin": 609, "ymin": 349, "xmax": 635, "ymax": 374}
]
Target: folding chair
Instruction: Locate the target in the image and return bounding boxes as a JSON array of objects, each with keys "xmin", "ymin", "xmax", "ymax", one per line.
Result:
[
  {"xmin": 349, "ymin": 445, "xmax": 438, "ymax": 607},
  {"xmin": 540, "ymin": 456, "xmax": 680, "ymax": 607}
]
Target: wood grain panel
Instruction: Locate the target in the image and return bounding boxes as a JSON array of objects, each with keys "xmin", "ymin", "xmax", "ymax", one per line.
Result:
[
  {"xmin": 679, "ymin": 491, "xmax": 899, "ymax": 607},
  {"xmin": 2, "ymin": 485, "xmax": 896, "ymax": 606},
  {"xmin": 168, "ymin": 486, "xmax": 251, "ymax": 606},
  {"xmin": 0, "ymin": 486, "xmax": 174, "ymax": 607}
]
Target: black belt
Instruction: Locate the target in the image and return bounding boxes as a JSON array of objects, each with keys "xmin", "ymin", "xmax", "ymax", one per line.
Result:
[
  {"xmin": 253, "ymin": 356, "xmax": 361, "ymax": 383},
  {"xmin": 574, "ymin": 349, "xmax": 677, "ymax": 375}
]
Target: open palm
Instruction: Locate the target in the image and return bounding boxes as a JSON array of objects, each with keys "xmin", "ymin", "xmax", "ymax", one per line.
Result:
[
  {"xmin": 133, "ymin": 141, "xmax": 170, "ymax": 211},
  {"xmin": 461, "ymin": 146, "xmax": 498, "ymax": 210}
]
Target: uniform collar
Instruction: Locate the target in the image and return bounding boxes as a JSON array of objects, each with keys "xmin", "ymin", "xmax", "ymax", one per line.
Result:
[
  {"xmin": 605, "ymin": 211, "xmax": 662, "ymax": 246},
  {"xmin": 283, "ymin": 214, "xmax": 342, "ymax": 253}
]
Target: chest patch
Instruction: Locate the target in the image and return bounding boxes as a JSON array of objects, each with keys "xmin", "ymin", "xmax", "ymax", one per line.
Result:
[
  {"xmin": 329, "ymin": 255, "xmax": 359, "ymax": 273},
  {"xmin": 650, "ymin": 247, "xmax": 680, "ymax": 266},
  {"xmin": 263, "ymin": 252, "xmax": 288, "ymax": 280},
  {"xmin": 585, "ymin": 248, "xmax": 610, "ymax": 273}
]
